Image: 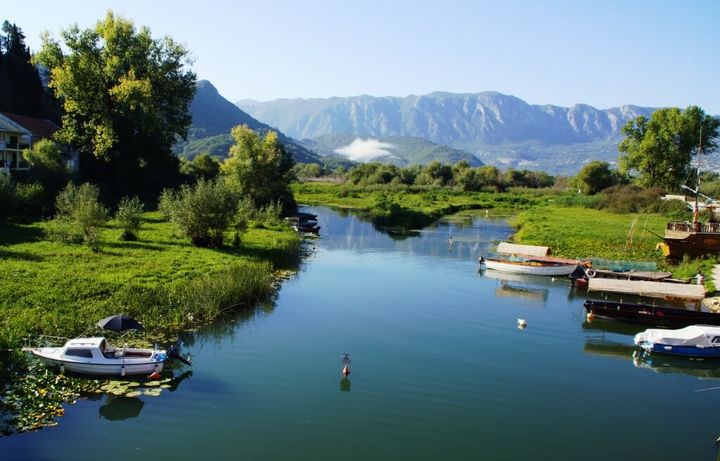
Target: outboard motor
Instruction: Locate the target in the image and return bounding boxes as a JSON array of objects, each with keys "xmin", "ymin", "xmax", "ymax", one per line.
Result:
[{"xmin": 168, "ymin": 344, "xmax": 193, "ymax": 366}]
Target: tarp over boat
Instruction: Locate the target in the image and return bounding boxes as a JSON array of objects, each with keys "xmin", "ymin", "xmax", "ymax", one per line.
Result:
[
  {"xmin": 635, "ymin": 325, "xmax": 720, "ymax": 347},
  {"xmin": 496, "ymin": 242, "xmax": 550, "ymax": 257},
  {"xmin": 587, "ymin": 278, "xmax": 705, "ymax": 301}
]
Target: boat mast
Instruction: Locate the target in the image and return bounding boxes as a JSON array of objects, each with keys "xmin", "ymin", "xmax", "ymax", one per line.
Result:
[{"xmin": 694, "ymin": 127, "xmax": 703, "ymax": 229}]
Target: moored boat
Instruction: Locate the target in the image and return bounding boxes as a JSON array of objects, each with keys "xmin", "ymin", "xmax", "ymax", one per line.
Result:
[
  {"xmin": 634, "ymin": 325, "xmax": 720, "ymax": 357},
  {"xmin": 584, "ymin": 278, "xmax": 711, "ymax": 327},
  {"xmin": 573, "ymin": 268, "xmax": 675, "ymax": 289},
  {"xmin": 26, "ymin": 337, "xmax": 167, "ymax": 376},
  {"xmin": 479, "ymin": 256, "xmax": 579, "ymax": 276},
  {"xmin": 659, "ymin": 221, "xmax": 720, "ymax": 259}
]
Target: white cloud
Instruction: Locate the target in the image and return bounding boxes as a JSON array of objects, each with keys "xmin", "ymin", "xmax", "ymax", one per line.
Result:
[{"xmin": 334, "ymin": 138, "xmax": 395, "ymax": 162}]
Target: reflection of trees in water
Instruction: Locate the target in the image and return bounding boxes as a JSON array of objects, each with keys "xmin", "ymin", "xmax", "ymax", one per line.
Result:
[
  {"xmin": 180, "ymin": 295, "xmax": 277, "ymax": 349},
  {"xmin": 99, "ymin": 396, "xmax": 144, "ymax": 421}
]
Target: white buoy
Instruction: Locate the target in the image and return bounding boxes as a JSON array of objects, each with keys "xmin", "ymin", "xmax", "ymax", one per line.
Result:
[{"xmin": 517, "ymin": 318, "xmax": 527, "ymax": 329}]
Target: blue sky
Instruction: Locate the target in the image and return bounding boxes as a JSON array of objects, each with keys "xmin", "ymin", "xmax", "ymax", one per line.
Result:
[{"xmin": 9, "ymin": 0, "xmax": 720, "ymax": 112}]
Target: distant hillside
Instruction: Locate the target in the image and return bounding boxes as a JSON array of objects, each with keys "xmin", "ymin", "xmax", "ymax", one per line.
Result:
[
  {"xmin": 174, "ymin": 80, "xmax": 320, "ymax": 163},
  {"xmin": 303, "ymin": 134, "xmax": 483, "ymax": 167},
  {"xmin": 238, "ymin": 92, "xmax": 656, "ymax": 174}
]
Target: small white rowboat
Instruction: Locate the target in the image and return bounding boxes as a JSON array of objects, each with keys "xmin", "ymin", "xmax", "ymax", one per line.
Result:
[{"xmin": 479, "ymin": 257, "xmax": 579, "ymax": 276}]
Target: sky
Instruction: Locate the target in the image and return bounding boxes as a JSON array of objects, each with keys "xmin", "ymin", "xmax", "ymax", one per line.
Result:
[{"xmin": 8, "ymin": 0, "xmax": 720, "ymax": 113}]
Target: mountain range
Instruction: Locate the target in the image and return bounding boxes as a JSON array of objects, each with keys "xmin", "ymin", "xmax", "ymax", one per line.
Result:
[
  {"xmin": 238, "ymin": 93, "xmax": 657, "ymax": 174},
  {"xmin": 302, "ymin": 134, "xmax": 483, "ymax": 167},
  {"xmin": 174, "ymin": 80, "xmax": 320, "ymax": 163}
]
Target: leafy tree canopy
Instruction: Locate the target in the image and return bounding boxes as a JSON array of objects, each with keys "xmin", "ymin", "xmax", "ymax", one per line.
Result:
[
  {"xmin": 221, "ymin": 125, "xmax": 295, "ymax": 210},
  {"xmin": 618, "ymin": 106, "xmax": 719, "ymax": 190},
  {"xmin": 33, "ymin": 11, "xmax": 196, "ymax": 197},
  {"xmin": 574, "ymin": 160, "xmax": 615, "ymax": 195}
]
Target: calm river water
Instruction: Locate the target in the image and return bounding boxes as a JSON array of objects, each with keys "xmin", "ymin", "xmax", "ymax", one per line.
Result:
[{"xmin": 2, "ymin": 207, "xmax": 720, "ymax": 460}]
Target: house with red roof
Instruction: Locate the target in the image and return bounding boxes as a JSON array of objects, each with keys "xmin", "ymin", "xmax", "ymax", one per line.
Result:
[{"xmin": 0, "ymin": 112, "xmax": 77, "ymax": 172}]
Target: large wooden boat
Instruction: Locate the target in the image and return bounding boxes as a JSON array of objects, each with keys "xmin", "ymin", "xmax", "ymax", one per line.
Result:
[
  {"xmin": 658, "ymin": 221, "xmax": 720, "ymax": 259},
  {"xmin": 583, "ymin": 278, "xmax": 711, "ymax": 327},
  {"xmin": 656, "ymin": 136, "xmax": 720, "ymax": 259}
]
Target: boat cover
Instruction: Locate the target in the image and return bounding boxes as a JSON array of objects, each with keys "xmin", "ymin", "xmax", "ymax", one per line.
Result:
[
  {"xmin": 587, "ymin": 278, "xmax": 705, "ymax": 301},
  {"xmin": 634, "ymin": 325, "xmax": 720, "ymax": 347},
  {"xmin": 496, "ymin": 242, "xmax": 550, "ymax": 257}
]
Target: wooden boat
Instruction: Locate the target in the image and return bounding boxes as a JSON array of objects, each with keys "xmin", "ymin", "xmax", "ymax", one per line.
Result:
[
  {"xmin": 658, "ymin": 221, "xmax": 720, "ymax": 259},
  {"xmin": 656, "ymin": 139, "xmax": 720, "ymax": 259},
  {"xmin": 26, "ymin": 337, "xmax": 167, "ymax": 376},
  {"xmin": 634, "ymin": 325, "xmax": 720, "ymax": 357},
  {"xmin": 481, "ymin": 242, "xmax": 589, "ymax": 276},
  {"xmin": 584, "ymin": 278, "xmax": 712, "ymax": 327},
  {"xmin": 573, "ymin": 268, "xmax": 675, "ymax": 289},
  {"xmin": 479, "ymin": 256, "xmax": 579, "ymax": 276}
]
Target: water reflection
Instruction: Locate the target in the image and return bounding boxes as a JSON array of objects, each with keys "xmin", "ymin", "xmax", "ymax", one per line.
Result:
[
  {"xmin": 582, "ymin": 319, "xmax": 647, "ymax": 337},
  {"xmin": 480, "ymin": 270, "xmax": 551, "ymax": 303},
  {"xmin": 583, "ymin": 335, "xmax": 720, "ymax": 380},
  {"xmin": 314, "ymin": 207, "xmax": 509, "ymax": 261},
  {"xmin": 339, "ymin": 378, "xmax": 351, "ymax": 392},
  {"xmin": 99, "ymin": 397, "xmax": 144, "ymax": 421},
  {"xmin": 633, "ymin": 352, "xmax": 720, "ymax": 380}
]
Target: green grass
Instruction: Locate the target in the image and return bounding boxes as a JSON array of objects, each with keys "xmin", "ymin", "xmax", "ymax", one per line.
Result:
[
  {"xmin": 293, "ymin": 182, "xmax": 558, "ymax": 219},
  {"xmin": 510, "ymin": 207, "xmax": 668, "ymax": 262},
  {"xmin": 0, "ymin": 212, "xmax": 300, "ymax": 348}
]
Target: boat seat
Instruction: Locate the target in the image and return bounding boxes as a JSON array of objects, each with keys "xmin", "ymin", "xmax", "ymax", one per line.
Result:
[{"xmin": 104, "ymin": 346, "xmax": 116, "ymax": 359}]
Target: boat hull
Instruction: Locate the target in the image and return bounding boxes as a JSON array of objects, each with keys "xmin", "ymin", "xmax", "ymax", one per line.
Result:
[
  {"xmin": 483, "ymin": 259, "xmax": 577, "ymax": 276},
  {"xmin": 662, "ymin": 223, "xmax": 720, "ymax": 259},
  {"xmin": 638, "ymin": 343, "xmax": 720, "ymax": 357},
  {"xmin": 584, "ymin": 300, "xmax": 720, "ymax": 328},
  {"xmin": 30, "ymin": 348, "xmax": 165, "ymax": 376}
]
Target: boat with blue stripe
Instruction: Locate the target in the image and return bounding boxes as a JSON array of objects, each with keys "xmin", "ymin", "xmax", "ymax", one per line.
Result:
[{"xmin": 634, "ymin": 325, "xmax": 720, "ymax": 357}]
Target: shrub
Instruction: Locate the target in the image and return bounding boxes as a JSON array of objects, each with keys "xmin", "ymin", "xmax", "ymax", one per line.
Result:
[
  {"xmin": 51, "ymin": 183, "xmax": 108, "ymax": 251},
  {"xmin": 161, "ymin": 178, "xmax": 236, "ymax": 248},
  {"xmin": 115, "ymin": 196, "xmax": 144, "ymax": 241},
  {"xmin": 15, "ymin": 182, "xmax": 46, "ymax": 217},
  {"xmin": 596, "ymin": 185, "xmax": 666, "ymax": 214},
  {"xmin": 0, "ymin": 172, "xmax": 16, "ymax": 219}
]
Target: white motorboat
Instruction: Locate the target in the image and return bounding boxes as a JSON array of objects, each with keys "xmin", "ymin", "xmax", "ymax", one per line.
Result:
[
  {"xmin": 26, "ymin": 337, "xmax": 167, "ymax": 376},
  {"xmin": 634, "ymin": 325, "xmax": 720, "ymax": 357}
]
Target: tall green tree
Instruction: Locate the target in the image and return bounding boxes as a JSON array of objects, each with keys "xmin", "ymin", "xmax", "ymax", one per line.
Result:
[
  {"xmin": 33, "ymin": 12, "xmax": 196, "ymax": 199},
  {"xmin": 618, "ymin": 106, "xmax": 719, "ymax": 190},
  {"xmin": 221, "ymin": 125, "xmax": 295, "ymax": 210},
  {"xmin": 0, "ymin": 20, "xmax": 45, "ymax": 117},
  {"xmin": 574, "ymin": 160, "xmax": 615, "ymax": 195}
]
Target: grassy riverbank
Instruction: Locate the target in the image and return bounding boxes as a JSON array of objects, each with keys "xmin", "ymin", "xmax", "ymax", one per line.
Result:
[
  {"xmin": 293, "ymin": 182, "xmax": 583, "ymax": 227},
  {"xmin": 0, "ymin": 212, "xmax": 300, "ymax": 349}
]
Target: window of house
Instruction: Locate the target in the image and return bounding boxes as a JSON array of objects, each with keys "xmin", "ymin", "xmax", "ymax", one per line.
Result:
[{"xmin": 8, "ymin": 136, "xmax": 17, "ymax": 148}]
